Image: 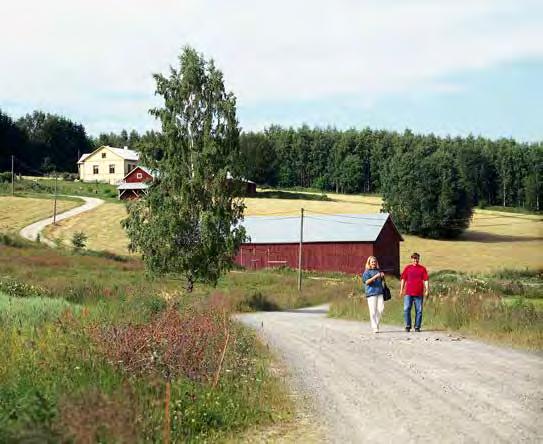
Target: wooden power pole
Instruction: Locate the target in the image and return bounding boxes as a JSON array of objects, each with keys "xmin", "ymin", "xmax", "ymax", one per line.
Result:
[
  {"xmin": 53, "ymin": 174, "xmax": 58, "ymax": 225},
  {"xmin": 11, "ymin": 155, "xmax": 14, "ymax": 196},
  {"xmin": 297, "ymin": 207, "xmax": 304, "ymax": 291}
]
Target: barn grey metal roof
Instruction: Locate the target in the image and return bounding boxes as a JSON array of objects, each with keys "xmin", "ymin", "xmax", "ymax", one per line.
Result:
[
  {"xmin": 117, "ymin": 182, "xmax": 149, "ymax": 190},
  {"xmin": 240, "ymin": 213, "xmax": 400, "ymax": 244}
]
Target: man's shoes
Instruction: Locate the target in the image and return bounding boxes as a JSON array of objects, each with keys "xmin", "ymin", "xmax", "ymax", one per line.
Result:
[
  {"xmin": 405, "ymin": 327, "xmax": 411, "ymax": 332},
  {"xmin": 415, "ymin": 327, "xmax": 421, "ymax": 332}
]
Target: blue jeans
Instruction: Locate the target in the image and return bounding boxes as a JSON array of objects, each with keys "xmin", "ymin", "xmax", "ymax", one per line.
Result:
[{"xmin": 404, "ymin": 295, "xmax": 423, "ymax": 329}]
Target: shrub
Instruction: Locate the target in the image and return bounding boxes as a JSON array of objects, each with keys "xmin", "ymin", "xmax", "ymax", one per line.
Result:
[
  {"xmin": 71, "ymin": 231, "xmax": 87, "ymax": 251},
  {"xmin": 0, "ymin": 171, "xmax": 11, "ymax": 183},
  {"xmin": 0, "ymin": 278, "xmax": 50, "ymax": 298},
  {"xmin": 61, "ymin": 172, "xmax": 78, "ymax": 181},
  {"xmin": 90, "ymin": 305, "xmax": 229, "ymax": 382},
  {"xmin": 0, "ymin": 233, "xmax": 26, "ymax": 248}
]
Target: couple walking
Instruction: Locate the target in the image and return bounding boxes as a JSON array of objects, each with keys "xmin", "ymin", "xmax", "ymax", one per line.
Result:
[{"xmin": 362, "ymin": 253, "xmax": 429, "ymax": 333}]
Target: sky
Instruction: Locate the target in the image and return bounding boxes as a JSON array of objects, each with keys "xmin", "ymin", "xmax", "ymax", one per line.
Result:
[{"xmin": 1, "ymin": 0, "xmax": 542, "ymax": 141}]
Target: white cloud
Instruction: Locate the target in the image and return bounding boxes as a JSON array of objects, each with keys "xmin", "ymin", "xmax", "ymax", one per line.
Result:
[{"xmin": 0, "ymin": 0, "xmax": 541, "ymax": 133}]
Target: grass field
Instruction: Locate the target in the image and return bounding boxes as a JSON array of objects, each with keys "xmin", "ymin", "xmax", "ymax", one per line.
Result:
[
  {"xmin": 43, "ymin": 191, "xmax": 542, "ymax": 272},
  {"xmin": 0, "ymin": 196, "xmax": 81, "ymax": 233}
]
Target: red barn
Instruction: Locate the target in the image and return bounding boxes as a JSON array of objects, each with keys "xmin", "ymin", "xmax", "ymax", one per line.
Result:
[
  {"xmin": 234, "ymin": 213, "xmax": 403, "ymax": 276},
  {"xmin": 117, "ymin": 166, "xmax": 155, "ymax": 200}
]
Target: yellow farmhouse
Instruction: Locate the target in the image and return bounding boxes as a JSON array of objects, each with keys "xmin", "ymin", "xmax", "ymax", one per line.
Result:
[{"xmin": 77, "ymin": 145, "xmax": 139, "ymax": 184}]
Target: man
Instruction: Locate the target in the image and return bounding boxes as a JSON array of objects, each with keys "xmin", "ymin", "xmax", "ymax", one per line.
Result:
[{"xmin": 399, "ymin": 252, "xmax": 429, "ymax": 332}]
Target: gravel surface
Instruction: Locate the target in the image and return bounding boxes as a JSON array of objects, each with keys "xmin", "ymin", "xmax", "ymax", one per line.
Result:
[
  {"xmin": 19, "ymin": 196, "xmax": 104, "ymax": 245},
  {"xmin": 238, "ymin": 305, "xmax": 543, "ymax": 443}
]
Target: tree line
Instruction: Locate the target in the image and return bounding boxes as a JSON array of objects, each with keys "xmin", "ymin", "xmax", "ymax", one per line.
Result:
[
  {"xmin": 0, "ymin": 109, "xmax": 159, "ymax": 175},
  {"xmin": 238, "ymin": 126, "xmax": 542, "ymax": 212},
  {"xmin": 1, "ymin": 109, "xmax": 541, "ymax": 215}
]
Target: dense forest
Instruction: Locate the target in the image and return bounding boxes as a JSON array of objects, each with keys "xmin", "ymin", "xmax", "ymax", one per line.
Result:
[
  {"xmin": 239, "ymin": 126, "xmax": 542, "ymax": 212},
  {"xmin": 1, "ymin": 109, "xmax": 541, "ymax": 214}
]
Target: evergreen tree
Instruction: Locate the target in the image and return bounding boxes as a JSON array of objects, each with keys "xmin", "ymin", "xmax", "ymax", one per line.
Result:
[{"xmin": 122, "ymin": 47, "xmax": 246, "ymax": 291}]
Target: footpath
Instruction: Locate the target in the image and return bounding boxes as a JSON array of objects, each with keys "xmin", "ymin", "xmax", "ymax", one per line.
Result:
[{"xmin": 19, "ymin": 196, "xmax": 104, "ymax": 246}]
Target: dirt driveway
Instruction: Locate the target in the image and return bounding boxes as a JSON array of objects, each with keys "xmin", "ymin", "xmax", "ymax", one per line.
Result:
[{"xmin": 238, "ymin": 305, "xmax": 542, "ymax": 443}]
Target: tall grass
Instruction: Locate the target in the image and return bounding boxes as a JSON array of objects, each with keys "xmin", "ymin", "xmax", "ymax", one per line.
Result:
[
  {"xmin": 329, "ymin": 269, "xmax": 543, "ymax": 349},
  {"xmin": 0, "ymin": 243, "xmax": 351, "ymax": 441}
]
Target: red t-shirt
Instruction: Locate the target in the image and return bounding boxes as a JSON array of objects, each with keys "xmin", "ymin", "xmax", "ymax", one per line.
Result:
[{"xmin": 401, "ymin": 264, "xmax": 429, "ymax": 296}]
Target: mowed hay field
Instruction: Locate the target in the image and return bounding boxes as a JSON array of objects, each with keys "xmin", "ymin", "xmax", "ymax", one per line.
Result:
[
  {"xmin": 0, "ymin": 196, "xmax": 81, "ymax": 233},
  {"xmin": 43, "ymin": 192, "xmax": 542, "ymax": 272}
]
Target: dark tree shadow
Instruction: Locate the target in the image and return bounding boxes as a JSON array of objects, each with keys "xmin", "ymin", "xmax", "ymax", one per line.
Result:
[
  {"xmin": 458, "ymin": 231, "xmax": 542, "ymax": 243},
  {"xmin": 253, "ymin": 190, "xmax": 332, "ymax": 201}
]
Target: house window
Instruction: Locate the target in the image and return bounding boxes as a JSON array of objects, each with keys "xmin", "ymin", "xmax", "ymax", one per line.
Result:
[
  {"xmin": 136, "ymin": 172, "xmax": 143, "ymax": 179},
  {"xmin": 102, "ymin": 152, "xmax": 106, "ymax": 158},
  {"xmin": 93, "ymin": 165, "xmax": 99, "ymax": 174},
  {"xmin": 109, "ymin": 164, "xmax": 115, "ymax": 174}
]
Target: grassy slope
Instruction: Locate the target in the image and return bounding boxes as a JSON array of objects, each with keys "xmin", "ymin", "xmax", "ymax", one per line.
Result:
[
  {"xmin": 44, "ymin": 191, "xmax": 542, "ymax": 272},
  {"xmin": 2, "ymin": 244, "xmax": 342, "ymax": 441},
  {"xmin": 0, "ymin": 196, "xmax": 81, "ymax": 233}
]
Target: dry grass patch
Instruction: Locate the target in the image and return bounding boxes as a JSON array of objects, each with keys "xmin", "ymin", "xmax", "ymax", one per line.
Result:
[
  {"xmin": 41, "ymin": 191, "xmax": 542, "ymax": 272},
  {"xmin": 44, "ymin": 203, "xmax": 131, "ymax": 253},
  {"xmin": 0, "ymin": 196, "xmax": 80, "ymax": 233}
]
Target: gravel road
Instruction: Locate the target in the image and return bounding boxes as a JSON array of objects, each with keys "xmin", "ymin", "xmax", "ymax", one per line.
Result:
[
  {"xmin": 238, "ymin": 305, "xmax": 543, "ymax": 443},
  {"xmin": 19, "ymin": 196, "xmax": 104, "ymax": 246}
]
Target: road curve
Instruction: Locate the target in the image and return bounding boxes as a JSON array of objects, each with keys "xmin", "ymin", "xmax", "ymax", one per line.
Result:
[
  {"xmin": 238, "ymin": 305, "xmax": 543, "ymax": 443},
  {"xmin": 19, "ymin": 196, "xmax": 104, "ymax": 246}
]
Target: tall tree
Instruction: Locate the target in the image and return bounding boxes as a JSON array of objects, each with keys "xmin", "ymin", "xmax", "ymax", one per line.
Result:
[
  {"xmin": 382, "ymin": 146, "xmax": 473, "ymax": 238},
  {"xmin": 16, "ymin": 111, "xmax": 92, "ymax": 172},
  {"xmin": 122, "ymin": 47, "xmax": 246, "ymax": 291}
]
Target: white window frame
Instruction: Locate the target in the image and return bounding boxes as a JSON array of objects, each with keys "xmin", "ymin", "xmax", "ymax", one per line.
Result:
[
  {"xmin": 93, "ymin": 165, "xmax": 99, "ymax": 174},
  {"xmin": 109, "ymin": 164, "xmax": 115, "ymax": 174}
]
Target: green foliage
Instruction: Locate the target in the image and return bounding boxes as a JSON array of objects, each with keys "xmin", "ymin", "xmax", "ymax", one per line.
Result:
[
  {"xmin": 0, "ymin": 232, "xmax": 26, "ymax": 248},
  {"xmin": 0, "ymin": 278, "xmax": 50, "ymax": 298},
  {"xmin": 11, "ymin": 110, "xmax": 93, "ymax": 174},
  {"xmin": 381, "ymin": 146, "xmax": 473, "ymax": 238},
  {"xmin": 122, "ymin": 47, "xmax": 246, "ymax": 291},
  {"xmin": 0, "ymin": 171, "xmax": 11, "ymax": 183},
  {"xmin": 71, "ymin": 231, "xmax": 88, "ymax": 251}
]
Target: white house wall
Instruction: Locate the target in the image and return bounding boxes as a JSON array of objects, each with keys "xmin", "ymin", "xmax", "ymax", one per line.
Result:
[{"xmin": 79, "ymin": 147, "xmax": 138, "ymax": 184}]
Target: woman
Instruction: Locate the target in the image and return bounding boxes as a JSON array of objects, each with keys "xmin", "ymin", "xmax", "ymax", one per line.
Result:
[{"xmin": 362, "ymin": 256, "xmax": 385, "ymax": 333}]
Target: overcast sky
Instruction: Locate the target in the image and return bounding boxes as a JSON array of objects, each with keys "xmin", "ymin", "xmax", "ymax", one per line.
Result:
[{"xmin": 1, "ymin": 0, "xmax": 542, "ymax": 141}]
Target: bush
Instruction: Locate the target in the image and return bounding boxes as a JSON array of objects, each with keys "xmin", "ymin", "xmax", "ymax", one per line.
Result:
[
  {"xmin": 0, "ymin": 233, "xmax": 26, "ymax": 248},
  {"xmin": 71, "ymin": 231, "xmax": 87, "ymax": 251},
  {"xmin": 0, "ymin": 278, "xmax": 50, "ymax": 298},
  {"xmin": 61, "ymin": 172, "xmax": 79, "ymax": 181},
  {"xmin": 0, "ymin": 171, "xmax": 12, "ymax": 183}
]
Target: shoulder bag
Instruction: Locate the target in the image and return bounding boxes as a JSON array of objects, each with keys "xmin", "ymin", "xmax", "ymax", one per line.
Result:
[{"xmin": 382, "ymin": 275, "xmax": 392, "ymax": 301}]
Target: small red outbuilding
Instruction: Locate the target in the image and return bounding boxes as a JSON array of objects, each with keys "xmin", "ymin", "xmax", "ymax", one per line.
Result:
[
  {"xmin": 235, "ymin": 213, "xmax": 403, "ymax": 276},
  {"xmin": 117, "ymin": 166, "xmax": 154, "ymax": 200}
]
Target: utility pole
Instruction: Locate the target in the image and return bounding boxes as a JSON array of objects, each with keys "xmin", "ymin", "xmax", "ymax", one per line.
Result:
[
  {"xmin": 297, "ymin": 207, "xmax": 304, "ymax": 291},
  {"xmin": 11, "ymin": 155, "xmax": 14, "ymax": 196},
  {"xmin": 53, "ymin": 173, "xmax": 58, "ymax": 225}
]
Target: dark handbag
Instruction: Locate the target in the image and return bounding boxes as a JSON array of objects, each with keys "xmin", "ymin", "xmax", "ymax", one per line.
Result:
[{"xmin": 382, "ymin": 278, "xmax": 392, "ymax": 301}]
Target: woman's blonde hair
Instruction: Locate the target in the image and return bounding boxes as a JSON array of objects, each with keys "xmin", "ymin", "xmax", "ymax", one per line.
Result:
[{"xmin": 365, "ymin": 256, "xmax": 380, "ymax": 270}]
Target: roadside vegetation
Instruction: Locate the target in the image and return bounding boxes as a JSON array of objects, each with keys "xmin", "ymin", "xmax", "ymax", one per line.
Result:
[
  {"xmin": 0, "ymin": 176, "xmax": 119, "ymax": 202},
  {"xmin": 0, "ymin": 238, "xmax": 350, "ymax": 441},
  {"xmin": 329, "ymin": 269, "xmax": 543, "ymax": 350}
]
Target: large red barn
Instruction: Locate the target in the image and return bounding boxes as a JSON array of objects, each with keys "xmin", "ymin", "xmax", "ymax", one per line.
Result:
[{"xmin": 235, "ymin": 213, "xmax": 403, "ymax": 276}]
